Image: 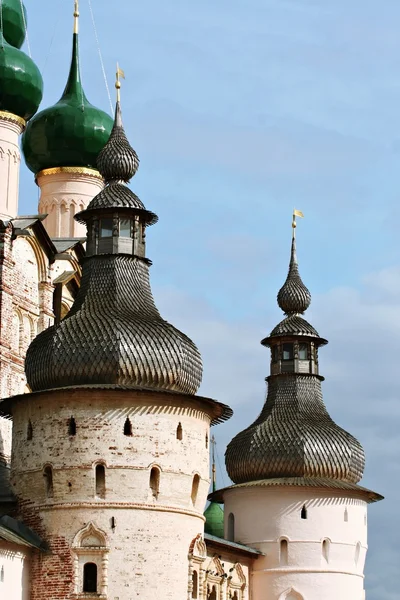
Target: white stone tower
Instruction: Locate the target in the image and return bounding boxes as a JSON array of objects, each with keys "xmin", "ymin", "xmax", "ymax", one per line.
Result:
[
  {"xmin": 2, "ymin": 87, "xmax": 231, "ymax": 600},
  {"xmin": 214, "ymin": 215, "xmax": 382, "ymax": 600},
  {"xmin": 21, "ymin": 1, "xmax": 113, "ymax": 239}
]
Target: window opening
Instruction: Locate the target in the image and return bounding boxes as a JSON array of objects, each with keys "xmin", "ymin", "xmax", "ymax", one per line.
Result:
[
  {"xmin": 150, "ymin": 467, "xmax": 160, "ymax": 499},
  {"xmin": 272, "ymin": 345, "xmax": 279, "ymax": 361},
  {"xmin": 95, "ymin": 465, "xmax": 106, "ymax": 499},
  {"xmin": 322, "ymin": 539, "xmax": 330, "ymax": 563},
  {"xmin": 119, "ymin": 218, "xmax": 131, "ymax": 238},
  {"xmin": 301, "ymin": 505, "xmax": 307, "ymax": 519},
  {"xmin": 27, "ymin": 420, "xmax": 33, "ymax": 440},
  {"xmin": 282, "ymin": 343, "xmax": 294, "ymax": 360},
  {"xmin": 83, "ymin": 562, "xmax": 97, "ymax": 593},
  {"xmin": 227, "ymin": 513, "xmax": 235, "ymax": 541},
  {"xmin": 280, "ymin": 539, "xmax": 288, "ymax": 565},
  {"xmin": 0, "ymin": 565, "xmax": 3, "ymax": 582},
  {"xmin": 100, "ymin": 218, "xmax": 113, "ymax": 238},
  {"xmin": 68, "ymin": 416, "xmax": 76, "ymax": 436},
  {"xmin": 177, "ymin": 422, "xmax": 183, "ymax": 440},
  {"xmin": 355, "ymin": 542, "xmax": 361, "ymax": 565},
  {"xmin": 191, "ymin": 474, "xmax": 200, "ymax": 505},
  {"xmin": 43, "ymin": 466, "xmax": 53, "ymax": 498},
  {"xmin": 124, "ymin": 417, "xmax": 133, "ymax": 436},
  {"xmin": 205, "ymin": 433, "xmax": 208, "ymax": 449},
  {"xmin": 344, "ymin": 507, "xmax": 349, "ymax": 522},
  {"xmin": 192, "ymin": 570, "xmax": 198, "ymax": 598},
  {"xmin": 298, "ymin": 343, "xmax": 308, "ymax": 360},
  {"xmin": 208, "ymin": 585, "xmax": 217, "ymax": 600}
]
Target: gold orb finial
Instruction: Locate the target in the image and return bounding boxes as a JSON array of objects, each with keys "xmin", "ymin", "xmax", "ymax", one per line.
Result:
[{"xmin": 115, "ymin": 63, "xmax": 125, "ymax": 102}]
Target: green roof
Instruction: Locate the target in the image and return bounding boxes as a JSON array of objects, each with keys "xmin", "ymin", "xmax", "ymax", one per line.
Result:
[
  {"xmin": 1, "ymin": 0, "xmax": 27, "ymax": 49},
  {"xmin": 22, "ymin": 30, "xmax": 113, "ymax": 174},
  {"xmin": 0, "ymin": 33, "xmax": 43, "ymax": 120},
  {"xmin": 204, "ymin": 499, "xmax": 224, "ymax": 538}
]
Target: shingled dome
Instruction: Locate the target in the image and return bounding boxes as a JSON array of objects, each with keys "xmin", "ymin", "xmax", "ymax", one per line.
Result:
[
  {"xmin": 225, "ymin": 229, "xmax": 365, "ymax": 485},
  {"xmin": 25, "ymin": 98, "xmax": 203, "ymax": 396}
]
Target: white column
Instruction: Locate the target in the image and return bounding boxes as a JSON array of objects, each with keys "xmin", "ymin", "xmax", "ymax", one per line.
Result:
[
  {"xmin": 0, "ymin": 112, "xmax": 25, "ymax": 221},
  {"xmin": 36, "ymin": 167, "xmax": 104, "ymax": 239}
]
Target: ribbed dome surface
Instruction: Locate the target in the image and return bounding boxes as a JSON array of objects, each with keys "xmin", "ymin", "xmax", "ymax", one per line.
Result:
[
  {"xmin": 226, "ymin": 375, "xmax": 365, "ymax": 484},
  {"xmin": 22, "ymin": 31, "xmax": 112, "ymax": 174},
  {"xmin": 277, "ymin": 236, "xmax": 311, "ymax": 315},
  {"xmin": 268, "ymin": 315, "xmax": 320, "ymax": 340},
  {"xmin": 26, "ymin": 255, "xmax": 203, "ymax": 394},
  {"xmin": 0, "ymin": 34, "xmax": 43, "ymax": 120},
  {"xmin": 1, "ymin": 0, "xmax": 27, "ymax": 49}
]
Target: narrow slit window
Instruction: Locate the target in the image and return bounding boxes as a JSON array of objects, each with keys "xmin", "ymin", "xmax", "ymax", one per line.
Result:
[
  {"xmin": 191, "ymin": 474, "xmax": 200, "ymax": 505},
  {"xmin": 322, "ymin": 539, "xmax": 330, "ymax": 563},
  {"xmin": 83, "ymin": 562, "xmax": 97, "ymax": 593},
  {"xmin": 344, "ymin": 507, "xmax": 349, "ymax": 522},
  {"xmin": 68, "ymin": 416, "xmax": 76, "ymax": 436},
  {"xmin": 355, "ymin": 542, "xmax": 361, "ymax": 565},
  {"xmin": 150, "ymin": 467, "xmax": 160, "ymax": 499},
  {"xmin": 191, "ymin": 570, "xmax": 198, "ymax": 598},
  {"xmin": 205, "ymin": 433, "xmax": 208, "ymax": 449},
  {"xmin": 43, "ymin": 466, "xmax": 53, "ymax": 498},
  {"xmin": 0, "ymin": 565, "xmax": 4, "ymax": 582},
  {"xmin": 27, "ymin": 420, "xmax": 33, "ymax": 441},
  {"xmin": 280, "ymin": 539, "xmax": 288, "ymax": 565},
  {"xmin": 124, "ymin": 418, "xmax": 133, "ymax": 436},
  {"xmin": 301, "ymin": 505, "xmax": 307, "ymax": 519},
  {"xmin": 177, "ymin": 422, "xmax": 183, "ymax": 440},
  {"xmin": 95, "ymin": 464, "xmax": 106, "ymax": 499},
  {"xmin": 227, "ymin": 513, "xmax": 235, "ymax": 541}
]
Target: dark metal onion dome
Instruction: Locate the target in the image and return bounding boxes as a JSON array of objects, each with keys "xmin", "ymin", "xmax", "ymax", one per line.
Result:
[
  {"xmin": 25, "ymin": 96, "xmax": 203, "ymax": 395},
  {"xmin": 225, "ymin": 227, "xmax": 365, "ymax": 485},
  {"xmin": 277, "ymin": 234, "xmax": 311, "ymax": 315}
]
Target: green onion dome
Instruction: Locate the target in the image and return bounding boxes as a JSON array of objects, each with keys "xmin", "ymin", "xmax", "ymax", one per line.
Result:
[
  {"xmin": 1, "ymin": 0, "xmax": 27, "ymax": 49},
  {"xmin": 0, "ymin": 33, "xmax": 43, "ymax": 121},
  {"xmin": 22, "ymin": 30, "xmax": 113, "ymax": 175},
  {"xmin": 204, "ymin": 501, "xmax": 224, "ymax": 538}
]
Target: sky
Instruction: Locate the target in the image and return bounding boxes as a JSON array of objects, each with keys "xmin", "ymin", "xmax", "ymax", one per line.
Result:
[{"xmin": 18, "ymin": 1, "xmax": 400, "ymax": 598}]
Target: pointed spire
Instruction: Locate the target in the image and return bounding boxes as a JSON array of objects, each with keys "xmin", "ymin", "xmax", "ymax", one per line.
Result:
[
  {"xmin": 277, "ymin": 212, "xmax": 311, "ymax": 316},
  {"xmin": 62, "ymin": 0, "xmax": 86, "ymax": 103},
  {"xmin": 211, "ymin": 435, "xmax": 217, "ymax": 493},
  {"xmin": 96, "ymin": 69, "xmax": 139, "ymax": 183}
]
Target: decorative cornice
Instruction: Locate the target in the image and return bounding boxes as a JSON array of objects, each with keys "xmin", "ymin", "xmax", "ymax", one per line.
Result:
[
  {"xmin": 36, "ymin": 501, "xmax": 207, "ymax": 519},
  {"xmin": 0, "ymin": 110, "xmax": 26, "ymax": 129},
  {"xmin": 36, "ymin": 166, "xmax": 103, "ymax": 181}
]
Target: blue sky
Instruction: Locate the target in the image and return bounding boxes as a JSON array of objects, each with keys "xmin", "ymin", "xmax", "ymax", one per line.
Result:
[{"xmin": 20, "ymin": 1, "xmax": 400, "ymax": 598}]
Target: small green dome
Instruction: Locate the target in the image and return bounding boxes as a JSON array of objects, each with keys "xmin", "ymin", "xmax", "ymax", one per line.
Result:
[
  {"xmin": 0, "ymin": 34, "xmax": 43, "ymax": 120},
  {"xmin": 1, "ymin": 0, "xmax": 27, "ymax": 49},
  {"xmin": 204, "ymin": 501, "xmax": 224, "ymax": 538},
  {"xmin": 22, "ymin": 32, "xmax": 113, "ymax": 175}
]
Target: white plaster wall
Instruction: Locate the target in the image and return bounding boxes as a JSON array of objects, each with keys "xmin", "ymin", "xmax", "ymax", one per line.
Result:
[
  {"xmin": 0, "ymin": 417, "xmax": 12, "ymax": 464},
  {"xmin": 37, "ymin": 170, "xmax": 104, "ymax": 238},
  {"xmin": 0, "ymin": 541, "xmax": 30, "ymax": 600},
  {"xmin": 224, "ymin": 486, "xmax": 369, "ymax": 600},
  {"xmin": 11, "ymin": 388, "xmax": 217, "ymax": 600},
  {"xmin": 0, "ymin": 117, "xmax": 24, "ymax": 221}
]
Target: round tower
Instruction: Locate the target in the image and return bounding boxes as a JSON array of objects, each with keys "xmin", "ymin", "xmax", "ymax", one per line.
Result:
[
  {"xmin": 0, "ymin": 1, "xmax": 43, "ymax": 221},
  {"xmin": 213, "ymin": 214, "xmax": 382, "ymax": 600},
  {"xmin": 2, "ymin": 86, "xmax": 232, "ymax": 600},
  {"xmin": 22, "ymin": 1, "xmax": 113, "ymax": 239}
]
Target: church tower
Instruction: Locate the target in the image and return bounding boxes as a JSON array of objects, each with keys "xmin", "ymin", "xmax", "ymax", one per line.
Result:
[
  {"xmin": 214, "ymin": 216, "xmax": 383, "ymax": 600},
  {"xmin": 0, "ymin": 0, "xmax": 43, "ymax": 221},
  {"xmin": 2, "ymin": 82, "xmax": 231, "ymax": 600},
  {"xmin": 22, "ymin": 1, "xmax": 113, "ymax": 239}
]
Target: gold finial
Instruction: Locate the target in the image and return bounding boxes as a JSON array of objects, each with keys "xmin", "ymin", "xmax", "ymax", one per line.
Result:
[
  {"xmin": 74, "ymin": 0, "xmax": 79, "ymax": 34},
  {"xmin": 292, "ymin": 208, "xmax": 304, "ymax": 238},
  {"xmin": 116, "ymin": 63, "xmax": 125, "ymax": 102}
]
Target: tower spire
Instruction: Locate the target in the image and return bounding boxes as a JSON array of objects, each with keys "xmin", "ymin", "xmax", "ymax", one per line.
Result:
[
  {"xmin": 73, "ymin": 0, "xmax": 79, "ymax": 34},
  {"xmin": 211, "ymin": 435, "xmax": 216, "ymax": 492}
]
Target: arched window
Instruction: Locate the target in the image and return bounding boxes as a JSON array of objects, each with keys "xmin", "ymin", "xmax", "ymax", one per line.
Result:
[
  {"xmin": 150, "ymin": 467, "xmax": 160, "ymax": 499},
  {"xmin": 68, "ymin": 416, "xmax": 76, "ymax": 436},
  {"xmin": 95, "ymin": 465, "xmax": 106, "ymax": 499},
  {"xmin": 83, "ymin": 562, "xmax": 97, "ymax": 593},
  {"xmin": 177, "ymin": 422, "xmax": 183, "ymax": 440},
  {"xmin": 344, "ymin": 507, "xmax": 349, "ymax": 522},
  {"xmin": 208, "ymin": 585, "xmax": 217, "ymax": 600},
  {"xmin": 301, "ymin": 505, "xmax": 307, "ymax": 519},
  {"xmin": 191, "ymin": 570, "xmax": 198, "ymax": 598},
  {"xmin": 280, "ymin": 539, "xmax": 288, "ymax": 565},
  {"xmin": 355, "ymin": 542, "xmax": 361, "ymax": 565},
  {"xmin": 191, "ymin": 474, "xmax": 200, "ymax": 505},
  {"xmin": 43, "ymin": 466, "xmax": 53, "ymax": 498},
  {"xmin": 227, "ymin": 513, "xmax": 235, "ymax": 542},
  {"xmin": 322, "ymin": 539, "xmax": 330, "ymax": 563},
  {"xmin": 124, "ymin": 418, "xmax": 132, "ymax": 436},
  {"xmin": 27, "ymin": 420, "xmax": 33, "ymax": 441},
  {"xmin": 0, "ymin": 565, "xmax": 4, "ymax": 582}
]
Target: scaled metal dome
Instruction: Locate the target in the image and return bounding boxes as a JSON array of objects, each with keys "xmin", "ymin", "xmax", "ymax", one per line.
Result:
[
  {"xmin": 25, "ymin": 95, "xmax": 203, "ymax": 396},
  {"xmin": 22, "ymin": 7, "xmax": 112, "ymax": 174},
  {"xmin": 225, "ymin": 222, "xmax": 365, "ymax": 485}
]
